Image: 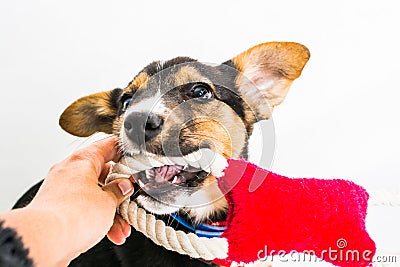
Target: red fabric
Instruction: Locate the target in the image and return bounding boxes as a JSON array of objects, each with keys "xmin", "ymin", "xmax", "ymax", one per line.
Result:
[{"xmin": 213, "ymin": 159, "xmax": 375, "ymax": 267}]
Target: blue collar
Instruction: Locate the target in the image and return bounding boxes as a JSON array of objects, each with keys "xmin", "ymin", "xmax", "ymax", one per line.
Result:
[{"xmin": 169, "ymin": 213, "xmax": 226, "ymax": 238}]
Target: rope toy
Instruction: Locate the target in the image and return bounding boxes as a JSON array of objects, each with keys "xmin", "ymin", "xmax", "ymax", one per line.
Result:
[{"xmin": 106, "ymin": 156, "xmax": 398, "ymax": 267}]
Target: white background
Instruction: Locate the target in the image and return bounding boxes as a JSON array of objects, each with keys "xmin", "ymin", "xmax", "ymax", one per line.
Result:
[{"xmin": 1, "ymin": 0, "xmax": 399, "ymax": 265}]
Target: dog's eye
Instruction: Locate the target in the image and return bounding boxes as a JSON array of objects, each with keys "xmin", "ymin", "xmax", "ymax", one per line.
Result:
[
  {"xmin": 190, "ymin": 84, "xmax": 213, "ymax": 99},
  {"xmin": 121, "ymin": 95, "xmax": 133, "ymax": 111}
]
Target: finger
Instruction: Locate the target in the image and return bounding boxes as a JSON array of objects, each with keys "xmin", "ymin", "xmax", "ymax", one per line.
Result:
[
  {"xmin": 70, "ymin": 136, "xmax": 119, "ymax": 179},
  {"xmin": 87, "ymin": 136, "xmax": 119, "ymax": 168},
  {"xmin": 92, "ymin": 136, "xmax": 122, "ymax": 163},
  {"xmin": 102, "ymin": 179, "xmax": 134, "ymax": 207},
  {"xmin": 115, "ymin": 214, "xmax": 131, "ymax": 238},
  {"xmin": 98, "ymin": 163, "xmax": 112, "ymax": 185},
  {"xmin": 112, "ymin": 151, "xmax": 123, "ymax": 164},
  {"xmin": 107, "ymin": 215, "xmax": 126, "ymax": 245}
]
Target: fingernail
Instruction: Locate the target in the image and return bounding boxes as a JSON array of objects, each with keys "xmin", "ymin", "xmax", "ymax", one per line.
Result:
[{"xmin": 118, "ymin": 179, "xmax": 133, "ymax": 195}]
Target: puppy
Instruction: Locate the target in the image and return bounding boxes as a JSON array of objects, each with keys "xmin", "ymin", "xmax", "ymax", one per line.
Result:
[{"xmin": 15, "ymin": 42, "xmax": 309, "ymax": 266}]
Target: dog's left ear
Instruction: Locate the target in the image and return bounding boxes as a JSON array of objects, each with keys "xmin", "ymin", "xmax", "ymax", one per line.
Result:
[
  {"xmin": 225, "ymin": 42, "xmax": 310, "ymax": 120},
  {"xmin": 59, "ymin": 88, "xmax": 122, "ymax": 137}
]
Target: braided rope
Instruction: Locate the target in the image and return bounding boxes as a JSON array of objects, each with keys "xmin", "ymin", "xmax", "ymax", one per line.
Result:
[{"xmin": 118, "ymin": 199, "xmax": 228, "ymax": 260}]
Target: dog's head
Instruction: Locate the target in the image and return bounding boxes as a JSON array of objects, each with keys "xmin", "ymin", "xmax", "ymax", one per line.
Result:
[{"xmin": 59, "ymin": 42, "xmax": 309, "ymax": 222}]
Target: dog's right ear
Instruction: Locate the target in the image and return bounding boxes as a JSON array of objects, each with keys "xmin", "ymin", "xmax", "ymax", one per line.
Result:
[{"xmin": 59, "ymin": 88, "xmax": 122, "ymax": 137}]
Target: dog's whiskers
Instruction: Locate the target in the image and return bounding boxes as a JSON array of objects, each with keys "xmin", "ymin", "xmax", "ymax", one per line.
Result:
[
  {"xmin": 178, "ymin": 121, "xmax": 205, "ymax": 132},
  {"xmin": 182, "ymin": 133, "xmax": 222, "ymax": 143},
  {"xmin": 166, "ymin": 214, "xmax": 172, "ymax": 227},
  {"xmin": 180, "ymin": 209, "xmax": 196, "ymax": 226},
  {"xmin": 130, "ymin": 186, "xmax": 143, "ymax": 200}
]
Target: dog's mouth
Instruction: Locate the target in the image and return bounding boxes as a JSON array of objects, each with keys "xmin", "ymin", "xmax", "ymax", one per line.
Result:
[
  {"xmin": 120, "ymin": 148, "xmax": 228, "ymax": 214},
  {"xmin": 122, "ymin": 148, "xmax": 227, "ymax": 182},
  {"xmin": 135, "ymin": 165, "xmax": 208, "ymax": 193}
]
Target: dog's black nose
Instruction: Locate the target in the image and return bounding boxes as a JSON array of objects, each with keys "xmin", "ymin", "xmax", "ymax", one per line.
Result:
[{"xmin": 124, "ymin": 112, "xmax": 163, "ymax": 144}]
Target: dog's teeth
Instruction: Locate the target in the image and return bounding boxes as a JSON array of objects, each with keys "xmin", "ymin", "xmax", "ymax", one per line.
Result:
[{"xmin": 172, "ymin": 176, "xmax": 178, "ymax": 184}]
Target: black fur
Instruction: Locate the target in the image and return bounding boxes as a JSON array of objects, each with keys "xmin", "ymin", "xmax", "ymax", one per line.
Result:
[{"xmin": 110, "ymin": 88, "xmax": 124, "ymax": 111}]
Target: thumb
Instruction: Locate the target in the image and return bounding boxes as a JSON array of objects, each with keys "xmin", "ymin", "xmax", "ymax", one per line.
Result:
[{"xmin": 102, "ymin": 179, "xmax": 134, "ymax": 207}]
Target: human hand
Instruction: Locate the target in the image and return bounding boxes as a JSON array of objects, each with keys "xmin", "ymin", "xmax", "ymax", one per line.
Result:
[{"xmin": 2, "ymin": 136, "xmax": 134, "ymax": 266}]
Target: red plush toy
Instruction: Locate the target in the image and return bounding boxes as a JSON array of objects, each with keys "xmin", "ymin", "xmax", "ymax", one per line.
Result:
[{"xmin": 213, "ymin": 159, "xmax": 376, "ymax": 267}]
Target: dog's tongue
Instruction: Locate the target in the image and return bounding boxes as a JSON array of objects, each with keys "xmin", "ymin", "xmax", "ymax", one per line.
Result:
[{"xmin": 153, "ymin": 165, "xmax": 182, "ymax": 183}]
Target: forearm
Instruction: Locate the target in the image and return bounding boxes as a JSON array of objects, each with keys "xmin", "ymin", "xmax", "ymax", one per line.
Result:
[{"xmin": 0, "ymin": 208, "xmax": 70, "ymax": 267}]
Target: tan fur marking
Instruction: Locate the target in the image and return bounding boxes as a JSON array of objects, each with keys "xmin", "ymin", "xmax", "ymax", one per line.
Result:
[
  {"xmin": 174, "ymin": 66, "xmax": 214, "ymax": 89},
  {"xmin": 163, "ymin": 100, "xmax": 246, "ymax": 158},
  {"xmin": 112, "ymin": 116, "xmax": 123, "ymax": 135},
  {"xmin": 128, "ymin": 72, "xmax": 149, "ymax": 90},
  {"xmin": 59, "ymin": 91, "xmax": 116, "ymax": 137},
  {"xmin": 187, "ymin": 174, "xmax": 228, "ymax": 222}
]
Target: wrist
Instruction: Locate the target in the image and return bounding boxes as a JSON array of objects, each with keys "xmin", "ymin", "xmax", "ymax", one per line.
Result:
[{"xmin": 1, "ymin": 207, "xmax": 72, "ymax": 266}]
